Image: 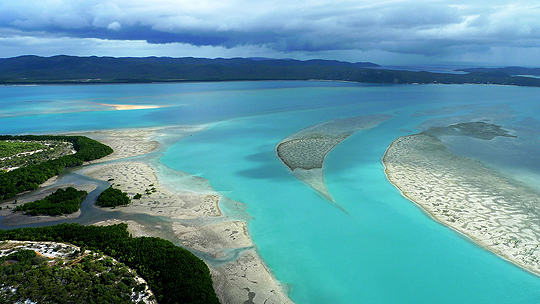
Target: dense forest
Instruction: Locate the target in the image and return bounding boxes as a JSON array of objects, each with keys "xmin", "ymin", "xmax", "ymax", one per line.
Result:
[
  {"xmin": 0, "ymin": 223, "xmax": 220, "ymax": 304},
  {"xmin": 14, "ymin": 187, "xmax": 87, "ymax": 216},
  {"xmin": 0, "ymin": 140, "xmax": 74, "ymax": 171},
  {"xmin": 0, "ymin": 249, "xmax": 149, "ymax": 303},
  {"xmin": 0, "ymin": 135, "xmax": 113, "ymax": 200},
  {"xmin": 1, "ymin": 55, "xmax": 540, "ymax": 87},
  {"xmin": 96, "ymin": 186, "xmax": 131, "ymax": 208},
  {"xmin": 0, "ymin": 141, "xmax": 46, "ymax": 158}
]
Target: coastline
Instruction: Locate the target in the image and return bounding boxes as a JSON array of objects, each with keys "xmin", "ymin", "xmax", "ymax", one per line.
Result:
[
  {"xmin": 383, "ymin": 133, "xmax": 540, "ymax": 277},
  {"xmin": 79, "ymin": 128, "xmax": 293, "ymax": 304}
]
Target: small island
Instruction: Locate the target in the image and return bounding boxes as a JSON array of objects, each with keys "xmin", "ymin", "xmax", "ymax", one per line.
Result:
[
  {"xmin": 96, "ymin": 186, "xmax": 131, "ymax": 208},
  {"xmin": 14, "ymin": 187, "xmax": 87, "ymax": 216}
]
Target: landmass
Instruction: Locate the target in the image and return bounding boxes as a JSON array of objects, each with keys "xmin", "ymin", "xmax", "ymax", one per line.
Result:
[
  {"xmin": 0, "ymin": 240, "xmax": 156, "ymax": 304},
  {"xmin": 383, "ymin": 123, "xmax": 540, "ymax": 276},
  {"xmin": 456, "ymin": 67, "xmax": 540, "ymax": 77},
  {"xmin": 1, "ymin": 55, "xmax": 540, "ymax": 87},
  {"xmin": 277, "ymin": 114, "xmax": 392, "ymax": 208},
  {"xmin": 0, "ymin": 135, "xmax": 113, "ymax": 200},
  {"xmin": 80, "ymin": 128, "xmax": 293, "ymax": 304},
  {"xmin": 0, "ymin": 223, "xmax": 219, "ymax": 304}
]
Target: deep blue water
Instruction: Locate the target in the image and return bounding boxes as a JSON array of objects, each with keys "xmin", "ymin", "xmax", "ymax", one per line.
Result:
[{"xmin": 2, "ymin": 82, "xmax": 540, "ymax": 303}]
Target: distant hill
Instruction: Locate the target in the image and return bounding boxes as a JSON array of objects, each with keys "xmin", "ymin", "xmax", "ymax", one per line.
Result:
[{"xmin": 1, "ymin": 55, "xmax": 540, "ymax": 87}]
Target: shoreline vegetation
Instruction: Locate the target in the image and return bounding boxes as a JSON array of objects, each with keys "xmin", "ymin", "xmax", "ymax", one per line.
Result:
[
  {"xmin": 383, "ymin": 132, "xmax": 540, "ymax": 277},
  {"xmin": 1, "ymin": 55, "xmax": 540, "ymax": 87},
  {"xmin": 0, "ymin": 135, "xmax": 113, "ymax": 200},
  {"xmin": 14, "ymin": 187, "xmax": 87, "ymax": 216},
  {"xmin": 0, "ymin": 224, "xmax": 219, "ymax": 304},
  {"xmin": 0, "ymin": 240, "xmax": 156, "ymax": 304}
]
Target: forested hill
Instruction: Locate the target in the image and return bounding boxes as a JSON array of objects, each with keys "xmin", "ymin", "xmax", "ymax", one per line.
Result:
[{"xmin": 1, "ymin": 55, "xmax": 540, "ymax": 87}]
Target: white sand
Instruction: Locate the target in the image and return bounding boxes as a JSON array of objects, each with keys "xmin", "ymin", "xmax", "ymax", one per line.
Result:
[
  {"xmin": 99, "ymin": 103, "xmax": 165, "ymax": 111},
  {"xmin": 384, "ymin": 133, "xmax": 540, "ymax": 276}
]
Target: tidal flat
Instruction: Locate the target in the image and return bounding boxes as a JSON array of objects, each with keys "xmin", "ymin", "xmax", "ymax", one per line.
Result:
[
  {"xmin": 80, "ymin": 128, "xmax": 292, "ymax": 304},
  {"xmin": 384, "ymin": 130, "xmax": 540, "ymax": 276}
]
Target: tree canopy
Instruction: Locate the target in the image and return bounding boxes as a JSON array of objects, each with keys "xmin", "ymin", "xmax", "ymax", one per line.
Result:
[
  {"xmin": 0, "ymin": 223, "xmax": 220, "ymax": 304},
  {"xmin": 96, "ymin": 187, "xmax": 130, "ymax": 208},
  {"xmin": 14, "ymin": 187, "xmax": 87, "ymax": 216},
  {"xmin": 0, "ymin": 135, "xmax": 112, "ymax": 200}
]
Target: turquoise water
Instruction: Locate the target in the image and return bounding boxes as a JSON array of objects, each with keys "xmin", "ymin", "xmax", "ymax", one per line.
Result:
[{"xmin": 2, "ymin": 82, "xmax": 540, "ymax": 303}]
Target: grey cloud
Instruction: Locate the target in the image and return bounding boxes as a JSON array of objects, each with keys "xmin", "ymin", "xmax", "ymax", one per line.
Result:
[{"xmin": 0, "ymin": 0, "xmax": 539, "ymax": 62}]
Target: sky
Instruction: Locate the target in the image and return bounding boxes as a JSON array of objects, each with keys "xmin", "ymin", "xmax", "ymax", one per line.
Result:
[{"xmin": 1, "ymin": 0, "xmax": 539, "ymax": 67}]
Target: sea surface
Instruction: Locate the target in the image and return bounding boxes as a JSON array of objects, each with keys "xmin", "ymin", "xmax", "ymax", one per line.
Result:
[{"xmin": 2, "ymin": 81, "xmax": 540, "ymax": 303}]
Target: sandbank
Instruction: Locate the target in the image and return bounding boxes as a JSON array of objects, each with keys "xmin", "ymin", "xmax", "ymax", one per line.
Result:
[
  {"xmin": 72, "ymin": 128, "xmax": 162, "ymax": 163},
  {"xmin": 81, "ymin": 128, "xmax": 293, "ymax": 303},
  {"xmin": 277, "ymin": 114, "xmax": 392, "ymax": 207},
  {"xmin": 383, "ymin": 133, "xmax": 540, "ymax": 275},
  {"xmin": 99, "ymin": 103, "xmax": 165, "ymax": 111}
]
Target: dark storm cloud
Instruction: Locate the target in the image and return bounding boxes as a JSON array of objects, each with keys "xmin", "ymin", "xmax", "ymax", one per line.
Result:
[{"xmin": 1, "ymin": 0, "xmax": 539, "ymax": 65}]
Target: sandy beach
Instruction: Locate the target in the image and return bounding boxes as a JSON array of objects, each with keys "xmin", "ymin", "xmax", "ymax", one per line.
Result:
[
  {"xmin": 81, "ymin": 128, "xmax": 293, "ymax": 304},
  {"xmin": 383, "ymin": 133, "xmax": 540, "ymax": 276}
]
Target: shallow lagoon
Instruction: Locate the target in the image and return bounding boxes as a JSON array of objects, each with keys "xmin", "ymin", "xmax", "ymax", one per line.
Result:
[{"xmin": 2, "ymin": 82, "xmax": 540, "ymax": 303}]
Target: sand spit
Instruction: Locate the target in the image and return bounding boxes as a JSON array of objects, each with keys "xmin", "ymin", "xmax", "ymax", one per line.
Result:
[
  {"xmin": 75, "ymin": 128, "xmax": 161, "ymax": 163},
  {"xmin": 384, "ymin": 133, "xmax": 540, "ymax": 275},
  {"xmin": 82, "ymin": 129, "xmax": 293, "ymax": 304},
  {"xmin": 277, "ymin": 114, "xmax": 392, "ymax": 205}
]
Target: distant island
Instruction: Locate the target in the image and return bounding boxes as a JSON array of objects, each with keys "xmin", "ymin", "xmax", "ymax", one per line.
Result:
[
  {"xmin": 1, "ymin": 55, "xmax": 540, "ymax": 87},
  {"xmin": 456, "ymin": 67, "xmax": 540, "ymax": 77}
]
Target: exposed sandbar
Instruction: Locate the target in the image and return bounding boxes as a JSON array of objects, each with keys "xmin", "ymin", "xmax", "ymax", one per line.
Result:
[
  {"xmin": 383, "ymin": 132, "xmax": 540, "ymax": 275},
  {"xmin": 74, "ymin": 128, "xmax": 162, "ymax": 162},
  {"xmin": 277, "ymin": 114, "xmax": 392, "ymax": 205},
  {"xmin": 83, "ymin": 162, "xmax": 222, "ymax": 219},
  {"xmin": 99, "ymin": 103, "xmax": 165, "ymax": 111}
]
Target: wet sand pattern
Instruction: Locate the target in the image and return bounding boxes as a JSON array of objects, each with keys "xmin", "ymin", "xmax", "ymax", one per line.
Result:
[
  {"xmin": 277, "ymin": 114, "xmax": 392, "ymax": 206},
  {"xmin": 384, "ymin": 132, "xmax": 540, "ymax": 275}
]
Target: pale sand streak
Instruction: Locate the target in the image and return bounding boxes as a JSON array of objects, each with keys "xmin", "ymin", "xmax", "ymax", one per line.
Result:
[
  {"xmin": 82, "ymin": 128, "xmax": 293, "ymax": 304},
  {"xmin": 383, "ymin": 133, "xmax": 540, "ymax": 275},
  {"xmin": 99, "ymin": 103, "xmax": 165, "ymax": 110}
]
